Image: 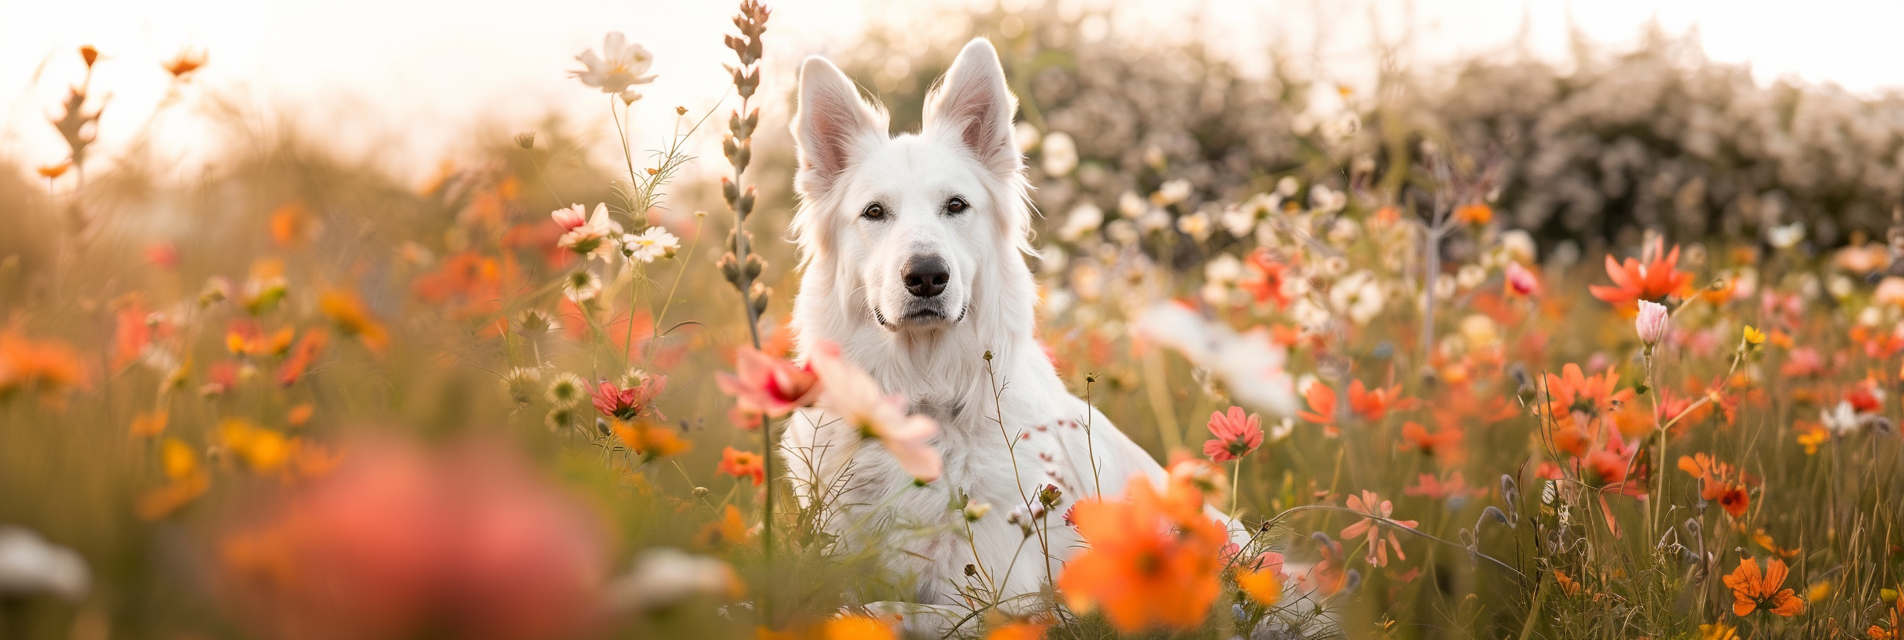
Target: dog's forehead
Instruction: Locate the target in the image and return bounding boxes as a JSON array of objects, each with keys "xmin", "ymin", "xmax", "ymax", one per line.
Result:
[{"xmin": 845, "ymin": 136, "xmax": 987, "ymax": 201}]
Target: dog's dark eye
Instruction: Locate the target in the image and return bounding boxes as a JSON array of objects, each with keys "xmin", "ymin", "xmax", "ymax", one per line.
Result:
[
  {"xmin": 861, "ymin": 203, "xmax": 886, "ymax": 220},
  {"xmin": 945, "ymin": 197, "xmax": 968, "ymax": 214}
]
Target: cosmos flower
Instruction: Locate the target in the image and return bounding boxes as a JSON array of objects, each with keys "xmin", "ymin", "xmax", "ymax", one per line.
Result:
[
  {"xmin": 717, "ymin": 447, "xmax": 765, "ymax": 486},
  {"xmin": 1057, "ymin": 474, "xmax": 1226, "ymax": 632},
  {"xmin": 571, "ymin": 32, "xmax": 656, "ymax": 94},
  {"xmin": 1339, "ymin": 490, "xmax": 1417, "ymax": 567},
  {"xmin": 715, "ymin": 346, "xmax": 822, "ymax": 418},
  {"xmin": 620, "ymin": 226, "xmax": 680, "ymax": 263},
  {"xmin": 1722, "ymin": 556, "xmax": 1804, "ymax": 617},
  {"xmin": 1589, "ymin": 238, "xmax": 1695, "ymax": 314},
  {"xmin": 1202, "ymin": 406, "xmax": 1263, "ymax": 463},
  {"xmin": 808, "ymin": 349, "xmax": 942, "ymax": 483},
  {"xmin": 556, "ymin": 203, "xmax": 623, "ymax": 261},
  {"xmin": 593, "ymin": 376, "xmax": 667, "ymax": 422}
]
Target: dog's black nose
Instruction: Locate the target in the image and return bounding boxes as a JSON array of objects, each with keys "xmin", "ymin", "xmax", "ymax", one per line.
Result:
[{"xmin": 903, "ymin": 256, "xmax": 950, "ymax": 298}]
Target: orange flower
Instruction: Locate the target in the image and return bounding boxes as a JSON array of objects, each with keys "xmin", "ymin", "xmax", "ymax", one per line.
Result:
[
  {"xmin": 36, "ymin": 161, "xmax": 71, "ymax": 179},
  {"xmin": 1542, "ymin": 363, "xmax": 1632, "ymax": 416},
  {"xmin": 1554, "ymin": 569, "xmax": 1582, "ymax": 595},
  {"xmin": 1588, "ymin": 238, "xmax": 1695, "ymax": 314},
  {"xmin": 613, "ymin": 420, "xmax": 690, "ymax": 462},
  {"xmin": 1299, "ymin": 379, "xmax": 1406, "ymax": 431},
  {"xmin": 129, "ymin": 411, "xmax": 168, "ymax": 437},
  {"xmin": 161, "ymin": 47, "xmax": 207, "ymax": 78},
  {"xmin": 821, "ymin": 615, "xmax": 896, "ymax": 640},
  {"xmin": 697, "ymin": 504, "xmax": 750, "ymax": 549},
  {"xmin": 1234, "ymin": 564, "xmax": 1283, "ymax": 607},
  {"xmin": 718, "ymin": 447, "xmax": 765, "ymax": 486},
  {"xmin": 1722, "ymin": 556, "xmax": 1804, "ymax": 617},
  {"xmin": 270, "ymin": 202, "xmax": 311, "ymax": 247},
  {"xmin": 318, "ymin": 289, "xmax": 389, "ymax": 353},
  {"xmin": 1398, "ymin": 420, "xmax": 1462, "ymax": 458},
  {"xmin": 982, "ymin": 621, "xmax": 1048, "ymax": 640},
  {"xmin": 0, "ymin": 330, "xmax": 87, "ymax": 398},
  {"xmin": 1454, "ymin": 202, "xmax": 1492, "ymax": 225},
  {"xmin": 1239, "ymin": 249, "xmax": 1292, "ymax": 310},
  {"xmin": 277, "ymin": 329, "xmax": 328, "ymax": 387},
  {"xmin": 1867, "ymin": 587, "xmax": 1903, "ymax": 640},
  {"xmin": 1058, "ymin": 474, "xmax": 1226, "ymax": 632}
]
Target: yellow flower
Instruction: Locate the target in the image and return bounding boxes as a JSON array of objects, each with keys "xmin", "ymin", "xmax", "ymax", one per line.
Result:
[
  {"xmin": 1806, "ymin": 580, "xmax": 1832, "ymax": 603},
  {"xmin": 1796, "ymin": 422, "xmax": 1829, "ymax": 455},
  {"xmin": 1742, "ymin": 325, "xmax": 1766, "ymax": 346},
  {"xmin": 220, "ymin": 419, "xmax": 289, "ymax": 473}
]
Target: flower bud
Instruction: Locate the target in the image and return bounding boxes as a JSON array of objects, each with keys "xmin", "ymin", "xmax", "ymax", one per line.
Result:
[{"xmin": 1635, "ymin": 300, "xmax": 1670, "ymax": 346}]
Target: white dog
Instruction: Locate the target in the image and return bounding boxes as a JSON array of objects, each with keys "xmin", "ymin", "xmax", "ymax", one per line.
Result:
[{"xmin": 780, "ymin": 38, "xmax": 1248, "ymax": 623}]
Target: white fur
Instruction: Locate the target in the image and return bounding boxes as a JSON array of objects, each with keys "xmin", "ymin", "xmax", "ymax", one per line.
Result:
[{"xmin": 780, "ymin": 40, "xmax": 1240, "ymax": 622}]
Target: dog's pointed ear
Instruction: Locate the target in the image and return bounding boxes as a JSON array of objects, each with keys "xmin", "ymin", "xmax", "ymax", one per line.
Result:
[
  {"xmin": 923, "ymin": 38, "xmax": 1021, "ymax": 177},
  {"xmin": 793, "ymin": 56, "xmax": 885, "ymax": 197}
]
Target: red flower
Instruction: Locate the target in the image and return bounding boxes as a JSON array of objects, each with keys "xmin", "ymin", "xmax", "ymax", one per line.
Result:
[
  {"xmin": 1202, "ymin": 406, "xmax": 1263, "ymax": 462},
  {"xmin": 592, "ymin": 376, "xmax": 666, "ymax": 421},
  {"xmin": 1589, "ymin": 238, "xmax": 1695, "ymax": 314}
]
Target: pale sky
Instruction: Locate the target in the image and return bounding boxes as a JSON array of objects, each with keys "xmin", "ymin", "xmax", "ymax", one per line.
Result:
[{"xmin": 3, "ymin": 0, "xmax": 1900, "ymax": 184}]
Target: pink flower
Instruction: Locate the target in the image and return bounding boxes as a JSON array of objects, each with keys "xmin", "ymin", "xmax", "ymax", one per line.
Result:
[
  {"xmin": 592, "ymin": 376, "xmax": 666, "ymax": 421},
  {"xmin": 808, "ymin": 349, "xmax": 942, "ymax": 483},
  {"xmin": 715, "ymin": 347, "xmax": 822, "ymax": 418},
  {"xmin": 1635, "ymin": 300, "xmax": 1670, "ymax": 345},
  {"xmin": 1201, "ymin": 406, "xmax": 1263, "ymax": 463},
  {"xmin": 1340, "ymin": 490, "xmax": 1417, "ymax": 567},
  {"xmin": 217, "ymin": 438, "xmax": 606, "ymax": 640},
  {"xmin": 1504, "ymin": 262, "xmax": 1541, "ymax": 297},
  {"xmin": 554, "ymin": 203, "xmax": 622, "ymax": 261},
  {"xmin": 550, "ymin": 204, "xmax": 588, "ymax": 231}
]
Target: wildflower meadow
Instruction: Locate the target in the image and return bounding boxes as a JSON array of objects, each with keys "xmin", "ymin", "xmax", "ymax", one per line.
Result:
[{"xmin": 4, "ymin": 2, "xmax": 1904, "ymax": 640}]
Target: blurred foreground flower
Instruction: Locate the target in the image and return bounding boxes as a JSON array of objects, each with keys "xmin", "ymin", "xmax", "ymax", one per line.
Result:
[
  {"xmin": 0, "ymin": 525, "xmax": 90, "ymax": 600},
  {"xmin": 603, "ymin": 548, "xmax": 741, "ymax": 614},
  {"xmin": 716, "ymin": 346, "xmax": 821, "ymax": 418},
  {"xmin": 0, "ymin": 330, "xmax": 87, "ymax": 400},
  {"xmin": 1057, "ymin": 474, "xmax": 1225, "ymax": 632},
  {"xmin": 808, "ymin": 347, "xmax": 942, "ymax": 483},
  {"xmin": 571, "ymin": 32, "xmax": 656, "ymax": 94},
  {"xmin": 217, "ymin": 438, "xmax": 607, "ymax": 640},
  {"xmin": 1135, "ymin": 304, "xmax": 1297, "ymax": 416}
]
